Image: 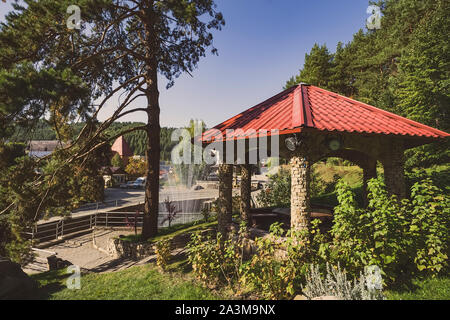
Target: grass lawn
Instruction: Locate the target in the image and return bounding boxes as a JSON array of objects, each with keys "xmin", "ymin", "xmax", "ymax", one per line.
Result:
[
  {"xmin": 30, "ymin": 218, "xmax": 225, "ymax": 300},
  {"xmin": 314, "ymin": 162, "xmax": 364, "ymax": 188},
  {"xmin": 32, "ymin": 263, "xmax": 449, "ymax": 300},
  {"xmin": 385, "ymin": 277, "xmax": 450, "ymax": 300},
  {"xmin": 312, "ymin": 185, "xmax": 364, "ymax": 208},
  {"xmin": 31, "ymin": 264, "xmax": 223, "ymax": 300}
]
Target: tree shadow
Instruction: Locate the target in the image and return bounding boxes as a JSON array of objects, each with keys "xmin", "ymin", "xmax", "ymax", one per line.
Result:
[
  {"xmin": 167, "ymin": 250, "xmax": 192, "ymax": 274},
  {"xmin": 388, "ymin": 274, "xmax": 421, "ymax": 294},
  {"xmin": 31, "ymin": 272, "xmax": 70, "ymax": 300},
  {"xmin": 34, "ymin": 282, "xmax": 67, "ymax": 300}
]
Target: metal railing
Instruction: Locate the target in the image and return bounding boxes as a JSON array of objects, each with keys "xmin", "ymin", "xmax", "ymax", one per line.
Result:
[
  {"xmin": 27, "ymin": 211, "xmax": 204, "ymax": 244},
  {"xmin": 72, "ymin": 198, "xmax": 138, "ymax": 213}
]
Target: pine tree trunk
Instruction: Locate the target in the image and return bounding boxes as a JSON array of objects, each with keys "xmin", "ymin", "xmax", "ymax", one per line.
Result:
[{"xmin": 141, "ymin": 7, "xmax": 160, "ymax": 240}]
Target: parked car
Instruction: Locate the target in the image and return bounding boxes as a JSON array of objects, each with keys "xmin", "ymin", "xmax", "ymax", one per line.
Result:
[
  {"xmin": 120, "ymin": 181, "xmax": 135, "ymax": 189},
  {"xmin": 132, "ymin": 177, "xmax": 146, "ymax": 189},
  {"xmin": 160, "ymin": 173, "xmax": 168, "ymax": 181}
]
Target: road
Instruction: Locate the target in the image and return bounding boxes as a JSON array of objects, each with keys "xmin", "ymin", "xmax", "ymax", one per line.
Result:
[{"xmin": 103, "ymin": 186, "xmax": 219, "ymax": 204}]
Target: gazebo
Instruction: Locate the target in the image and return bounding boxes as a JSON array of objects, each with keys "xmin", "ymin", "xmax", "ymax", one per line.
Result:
[{"xmin": 199, "ymin": 84, "xmax": 449, "ymax": 234}]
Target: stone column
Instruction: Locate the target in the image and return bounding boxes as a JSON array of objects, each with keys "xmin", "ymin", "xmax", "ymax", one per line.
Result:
[
  {"xmin": 218, "ymin": 164, "xmax": 233, "ymax": 236},
  {"xmin": 290, "ymin": 155, "xmax": 311, "ymax": 232},
  {"xmin": 240, "ymin": 164, "xmax": 252, "ymax": 228},
  {"xmin": 362, "ymin": 160, "xmax": 377, "ymax": 207},
  {"xmin": 383, "ymin": 140, "xmax": 406, "ymax": 200}
]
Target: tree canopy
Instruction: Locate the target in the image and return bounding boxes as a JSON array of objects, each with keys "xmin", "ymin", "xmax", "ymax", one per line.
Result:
[{"xmin": 0, "ymin": 0, "xmax": 225, "ymax": 251}]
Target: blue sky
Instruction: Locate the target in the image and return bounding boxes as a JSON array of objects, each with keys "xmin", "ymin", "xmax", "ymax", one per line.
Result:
[{"xmin": 0, "ymin": 0, "xmax": 372, "ymax": 128}]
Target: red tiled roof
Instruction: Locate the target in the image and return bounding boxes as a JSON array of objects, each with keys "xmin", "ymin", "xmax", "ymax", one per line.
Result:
[
  {"xmin": 111, "ymin": 136, "xmax": 133, "ymax": 157},
  {"xmin": 201, "ymin": 84, "xmax": 449, "ymax": 143}
]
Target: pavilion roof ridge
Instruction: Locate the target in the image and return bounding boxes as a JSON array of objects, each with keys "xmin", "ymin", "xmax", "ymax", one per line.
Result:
[{"xmin": 199, "ymin": 84, "xmax": 449, "ymax": 144}]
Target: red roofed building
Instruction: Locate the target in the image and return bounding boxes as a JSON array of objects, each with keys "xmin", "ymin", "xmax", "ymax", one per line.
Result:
[
  {"xmin": 202, "ymin": 84, "xmax": 448, "ymax": 143},
  {"xmin": 111, "ymin": 136, "xmax": 134, "ymax": 166},
  {"xmin": 199, "ymin": 84, "xmax": 449, "ymax": 234}
]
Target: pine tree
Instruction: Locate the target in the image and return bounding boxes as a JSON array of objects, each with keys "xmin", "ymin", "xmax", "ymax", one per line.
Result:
[
  {"xmin": 0, "ymin": 0, "xmax": 224, "ymax": 240},
  {"xmin": 284, "ymin": 44, "xmax": 334, "ymax": 89},
  {"xmin": 394, "ymin": 0, "xmax": 449, "ymax": 167},
  {"xmin": 328, "ymin": 42, "xmax": 355, "ymax": 98}
]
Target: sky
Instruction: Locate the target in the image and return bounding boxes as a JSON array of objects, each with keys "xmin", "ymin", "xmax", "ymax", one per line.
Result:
[{"xmin": 0, "ymin": 0, "xmax": 372, "ymax": 128}]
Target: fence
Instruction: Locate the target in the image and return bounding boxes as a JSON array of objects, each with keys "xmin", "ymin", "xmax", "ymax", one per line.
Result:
[{"xmin": 27, "ymin": 211, "xmax": 204, "ymax": 244}]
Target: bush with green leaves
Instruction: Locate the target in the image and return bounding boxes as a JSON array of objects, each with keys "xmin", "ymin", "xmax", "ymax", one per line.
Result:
[
  {"xmin": 188, "ymin": 177, "xmax": 448, "ymax": 298},
  {"xmin": 329, "ymin": 178, "xmax": 449, "ymax": 284},
  {"xmin": 187, "ymin": 224, "xmax": 246, "ymax": 289},
  {"xmin": 240, "ymin": 223, "xmax": 297, "ymax": 299},
  {"xmin": 405, "ymin": 165, "xmax": 450, "ymax": 195},
  {"xmin": 257, "ymin": 168, "xmax": 292, "ymax": 208},
  {"xmin": 187, "ymin": 232, "xmax": 222, "ymax": 285},
  {"xmin": 330, "ymin": 179, "xmax": 409, "ymax": 283},
  {"xmin": 257, "ymin": 166, "xmax": 333, "ymax": 209},
  {"xmin": 241, "ymin": 221, "xmax": 327, "ymax": 300},
  {"xmin": 154, "ymin": 238, "xmax": 172, "ymax": 271},
  {"xmin": 407, "ymin": 179, "xmax": 449, "ymax": 274}
]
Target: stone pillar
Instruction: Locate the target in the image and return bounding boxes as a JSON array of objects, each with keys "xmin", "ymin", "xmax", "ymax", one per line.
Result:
[
  {"xmin": 383, "ymin": 140, "xmax": 406, "ymax": 200},
  {"xmin": 218, "ymin": 164, "xmax": 233, "ymax": 236},
  {"xmin": 290, "ymin": 155, "xmax": 311, "ymax": 231},
  {"xmin": 240, "ymin": 164, "xmax": 252, "ymax": 228},
  {"xmin": 362, "ymin": 160, "xmax": 377, "ymax": 207}
]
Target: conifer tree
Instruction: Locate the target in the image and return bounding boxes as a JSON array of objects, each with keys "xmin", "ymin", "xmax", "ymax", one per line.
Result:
[
  {"xmin": 284, "ymin": 44, "xmax": 334, "ymax": 89},
  {"xmin": 0, "ymin": 0, "xmax": 224, "ymax": 240}
]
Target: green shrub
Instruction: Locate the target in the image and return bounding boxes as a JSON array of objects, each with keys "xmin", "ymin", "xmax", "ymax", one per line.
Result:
[
  {"xmin": 240, "ymin": 223, "xmax": 297, "ymax": 299},
  {"xmin": 154, "ymin": 238, "xmax": 172, "ymax": 271},
  {"xmin": 405, "ymin": 165, "xmax": 450, "ymax": 195},
  {"xmin": 241, "ymin": 221, "xmax": 327, "ymax": 300},
  {"xmin": 329, "ymin": 178, "xmax": 449, "ymax": 284},
  {"xmin": 257, "ymin": 168, "xmax": 291, "ymax": 208},
  {"xmin": 187, "ymin": 224, "xmax": 246, "ymax": 289},
  {"xmin": 187, "ymin": 232, "xmax": 222, "ymax": 285},
  {"xmin": 407, "ymin": 179, "xmax": 449, "ymax": 274},
  {"xmin": 187, "ymin": 178, "xmax": 448, "ymax": 298}
]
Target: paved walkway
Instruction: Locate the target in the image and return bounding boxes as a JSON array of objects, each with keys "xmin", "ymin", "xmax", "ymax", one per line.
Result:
[
  {"xmin": 23, "ymin": 228, "xmax": 189, "ymax": 275},
  {"xmin": 24, "ymin": 229, "xmax": 143, "ymax": 274}
]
